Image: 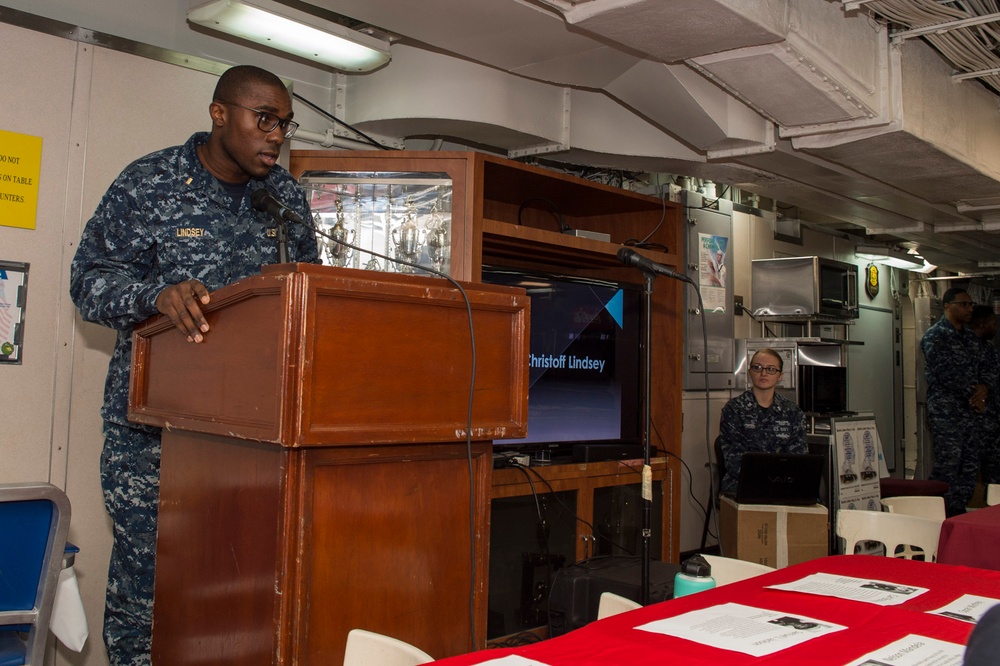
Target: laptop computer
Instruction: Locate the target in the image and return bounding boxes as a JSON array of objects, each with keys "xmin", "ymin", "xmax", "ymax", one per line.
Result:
[{"xmin": 735, "ymin": 452, "xmax": 824, "ymax": 506}]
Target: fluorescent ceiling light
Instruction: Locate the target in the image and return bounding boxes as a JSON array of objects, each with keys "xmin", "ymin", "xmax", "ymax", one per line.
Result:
[
  {"xmin": 187, "ymin": 0, "xmax": 391, "ymax": 72},
  {"xmin": 855, "ymin": 244, "xmax": 927, "ymax": 271}
]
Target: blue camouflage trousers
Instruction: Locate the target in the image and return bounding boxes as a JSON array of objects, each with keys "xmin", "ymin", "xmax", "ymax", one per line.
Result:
[
  {"xmin": 101, "ymin": 422, "xmax": 161, "ymax": 666},
  {"xmin": 977, "ymin": 414, "xmax": 1000, "ymax": 486},
  {"xmin": 928, "ymin": 410, "xmax": 981, "ymax": 517}
]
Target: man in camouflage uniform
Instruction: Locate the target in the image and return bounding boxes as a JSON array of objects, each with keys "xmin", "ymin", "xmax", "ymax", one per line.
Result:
[
  {"xmin": 69, "ymin": 65, "xmax": 319, "ymax": 664},
  {"xmin": 719, "ymin": 348, "xmax": 808, "ymax": 496},
  {"xmin": 970, "ymin": 305, "xmax": 999, "ymax": 485},
  {"xmin": 922, "ymin": 287, "xmax": 988, "ymax": 517}
]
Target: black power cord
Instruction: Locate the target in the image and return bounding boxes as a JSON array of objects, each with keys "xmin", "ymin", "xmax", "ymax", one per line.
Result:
[{"xmin": 292, "ymin": 91, "xmax": 397, "ymax": 150}]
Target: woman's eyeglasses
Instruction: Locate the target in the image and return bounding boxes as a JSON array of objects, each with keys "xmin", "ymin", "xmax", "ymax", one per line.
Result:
[{"xmin": 749, "ymin": 364, "xmax": 781, "ymax": 375}]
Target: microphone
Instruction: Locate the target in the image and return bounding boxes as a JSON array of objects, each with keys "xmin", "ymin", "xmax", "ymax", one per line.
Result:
[
  {"xmin": 251, "ymin": 188, "xmax": 302, "ymax": 224},
  {"xmin": 617, "ymin": 247, "xmax": 687, "ymax": 281}
]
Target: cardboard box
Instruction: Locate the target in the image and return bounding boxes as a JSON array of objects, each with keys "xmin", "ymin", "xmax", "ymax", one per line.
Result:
[{"xmin": 719, "ymin": 496, "xmax": 829, "ymax": 568}]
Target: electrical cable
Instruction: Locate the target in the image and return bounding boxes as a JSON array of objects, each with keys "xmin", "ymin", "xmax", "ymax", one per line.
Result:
[
  {"xmin": 695, "ymin": 285, "xmax": 721, "ymax": 554},
  {"xmin": 626, "ymin": 173, "xmax": 667, "ymax": 248},
  {"xmin": 292, "ymin": 91, "xmax": 396, "ymax": 150},
  {"xmin": 487, "ymin": 631, "xmax": 544, "ymax": 648},
  {"xmin": 682, "ymin": 185, "xmax": 731, "ymax": 212},
  {"xmin": 509, "ymin": 461, "xmax": 635, "ymax": 557},
  {"xmin": 648, "ymin": 431, "xmax": 715, "ymax": 539},
  {"xmin": 516, "ymin": 197, "xmax": 571, "ymax": 233},
  {"xmin": 736, "ymin": 300, "xmax": 779, "ymax": 338}
]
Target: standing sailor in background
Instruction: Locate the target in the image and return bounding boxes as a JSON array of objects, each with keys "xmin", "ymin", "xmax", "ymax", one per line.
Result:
[
  {"xmin": 921, "ymin": 288, "xmax": 987, "ymax": 517},
  {"xmin": 69, "ymin": 65, "xmax": 319, "ymax": 664},
  {"xmin": 969, "ymin": 305, "xmax": 999, "ymax": 486}
]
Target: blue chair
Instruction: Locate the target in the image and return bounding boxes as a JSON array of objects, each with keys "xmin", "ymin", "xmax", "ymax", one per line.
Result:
[{"xmin": 0, "ymin": 483, "xmax": 71, "ymax": 666}]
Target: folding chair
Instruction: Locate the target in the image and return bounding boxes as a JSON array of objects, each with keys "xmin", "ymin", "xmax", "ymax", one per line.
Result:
[
  {"xmin": 836, "ymin": 508, "xmax": 941, "ymax": 561},
  {"xmin": 880, "ymin": 495, "xmax": 946, "ymax": 521},
  {"xmin": 699, "ymin": 554, "xmax": 775, "ymax": 587},
  {"xmin": 987, "ymin": 484, "xmax": 1000, "ymax": 507},
  {"xmin": 343, "ymin": 629, "xmax": 433, "ymax": 666},
  {"xmin": 0, "ymin": 483, "xmax": 71, "ymax": 666},
  {"xmin": 597, "ymin": 592, "xmax": 642, "ymax": 620}
]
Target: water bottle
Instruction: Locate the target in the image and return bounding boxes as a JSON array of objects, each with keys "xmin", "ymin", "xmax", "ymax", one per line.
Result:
[{"xmin": 673, "ymin": 554, "xmax": 716, "ymax": 598}]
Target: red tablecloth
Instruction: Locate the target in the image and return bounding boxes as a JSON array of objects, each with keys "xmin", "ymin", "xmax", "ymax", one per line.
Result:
[
  {"xmin": 938, "ymin": 504, "xmax": 1000, "ymax": 570},
  {"xmin": 433, "ymin": 555, "xmax": 997, "ymax": 665}
]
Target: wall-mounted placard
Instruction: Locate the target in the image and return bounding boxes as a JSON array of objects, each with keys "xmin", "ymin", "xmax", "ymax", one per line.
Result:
[
  {"xmin": 0, "ymin": 261, "xmax": 28, "ymax": 364},
  {"xmin": 0, "ymin": 129, "xmax": 43, "ymax": 229}
]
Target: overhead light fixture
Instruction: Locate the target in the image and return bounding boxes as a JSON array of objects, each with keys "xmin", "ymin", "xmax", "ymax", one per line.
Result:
[
  {"xmin": 855, "ymin": 244, "xmax": 927, "ymax": 271},
  {"xmin": 187, "ymin": 0, "xmax": 391, "ymax": 72}
]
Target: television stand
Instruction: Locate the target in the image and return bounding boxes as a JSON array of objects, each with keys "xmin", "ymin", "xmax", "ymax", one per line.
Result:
[{"xmin": 488, "ymin": 456, "xmax": 673, "ymax": 639}]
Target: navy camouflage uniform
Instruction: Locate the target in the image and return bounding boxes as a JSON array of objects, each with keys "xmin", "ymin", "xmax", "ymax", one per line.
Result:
[
  {"xmin": 69, "ymin": 131, "xmax": 319, "ymax": 664},
  {"xmin": 718, "ymin": 389, "xmax": 808, "ymax": 496},
  {"xmin": 921, "ymin": 315, "xmax": 984, "ymax": 516},
  {"xmin": 975, "ymin": 336, "xmax": 1000, "ymax": 485}
]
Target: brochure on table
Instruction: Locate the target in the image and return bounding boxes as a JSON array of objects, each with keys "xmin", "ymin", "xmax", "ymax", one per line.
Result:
[
  {"xmin": 768, "ymin": 572, "xmax": 928, "ymax": 605},
  {"xmin": 637, "ymin": 602, "xmax": 846, "ymax": 657},
  {"xmin": 844, "ymin": 635, "xmax": 964, "ymax": 666}
]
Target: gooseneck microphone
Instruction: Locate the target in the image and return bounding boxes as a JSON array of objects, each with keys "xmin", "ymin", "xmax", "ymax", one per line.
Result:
[
  {"xmin": 251, "ymin": 188, "xmax": 299, "ymax": 263},
  {"xmin": 616, "ymin": 247, "xmax": 689, "ymax": 282},
  {"xmin": 251, "ymin": 188, "xmax": 303, "ymax": 224}
]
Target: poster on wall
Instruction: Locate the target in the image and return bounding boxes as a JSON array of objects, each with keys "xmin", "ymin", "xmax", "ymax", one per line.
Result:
[
  {"xmin": 0, "ymin": 129, "xmax": 43, "ymax": 230},
  {"xmin": 833, "ymin": 418, "xmax": 886, "ymax": 511},
  {"xmin": 698, "ymin": 233, "xmax": 728, "ymax": 313},
  {"xmin": 0, "ymin": 261, "xmax": 28, "ymax": 364}
]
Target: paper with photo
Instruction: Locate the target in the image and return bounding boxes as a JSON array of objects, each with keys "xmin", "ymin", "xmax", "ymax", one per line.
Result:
[
  {"xmin": 928, "ymin": 594, "xmax": 1000, "ymax": 624},
  {"xmin": 636, "ymin": 602, "xmax": 845, "ymax": 657},
  {"xmin": 767, "ymin": 572, "xmax": 928, "ymax": 606},
  {"xmin": 843, "ymin": 634, "xmax": 964, "ymax": 666}
]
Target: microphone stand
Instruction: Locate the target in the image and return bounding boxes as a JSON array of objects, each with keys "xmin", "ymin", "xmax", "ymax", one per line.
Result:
[
  {"xmin": 639, "ymin": 269, "xmax": 655, "ymax": 605},
  {"xmin": 276, "ymin": 220, "xmax": 289, "ymax": 264}
]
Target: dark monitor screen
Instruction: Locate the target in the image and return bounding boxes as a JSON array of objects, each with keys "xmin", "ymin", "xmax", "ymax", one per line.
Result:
[
  {"xmin": 799, "ymin": 365, "xmax": 848, "ymax": 414},
  {"xmin": 482, "ymin": 267, "xmax": 643, "ymax": 451}
]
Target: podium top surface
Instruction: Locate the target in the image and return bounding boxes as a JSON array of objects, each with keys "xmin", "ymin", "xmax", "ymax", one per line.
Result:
[{"xmin": 130, "ymin": 265, "xmax": 529, "ymax": 447}]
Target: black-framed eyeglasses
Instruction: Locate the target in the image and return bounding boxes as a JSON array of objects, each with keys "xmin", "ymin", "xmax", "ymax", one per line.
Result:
[
  {"xmin": 946, "ymin": 300, "xmax": 976, "ymax": 308},
  {"xmin": 749, "ymin": 363, "xmax": 781, "ymax": 375},
  {"xmin": 217, "ymin": 101, "xmax": 299, "ymax": 138}
]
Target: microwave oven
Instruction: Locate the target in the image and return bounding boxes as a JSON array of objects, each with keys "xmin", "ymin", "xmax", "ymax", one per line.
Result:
[{"xmin": 751, "ymin": 256, "xmax": 859, "ymax": 319}]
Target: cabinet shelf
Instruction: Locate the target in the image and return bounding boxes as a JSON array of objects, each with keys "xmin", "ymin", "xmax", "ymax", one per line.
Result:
[{"xmin": 481, "ymin": 218, "xmax": 678, "ymax": 272}]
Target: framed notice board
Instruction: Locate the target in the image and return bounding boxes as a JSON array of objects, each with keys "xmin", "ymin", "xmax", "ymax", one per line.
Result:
[{"xmin": 0, "ymin": 260, "xmax": 28, "ymax": 364}]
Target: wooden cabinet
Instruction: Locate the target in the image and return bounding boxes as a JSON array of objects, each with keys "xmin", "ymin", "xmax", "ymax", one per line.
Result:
[{"xmin": 290, "ymin": 149, "xmax": 684, "ymax": 555}]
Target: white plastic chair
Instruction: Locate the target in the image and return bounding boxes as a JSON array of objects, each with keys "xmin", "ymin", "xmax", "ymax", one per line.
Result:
[
  {"xmin": 700, "ymin": 554, "xmax": 775, "ymax": 587},
  {"xmin": 880, "ymin": 495, "xmax": 946, "ymax": 521},
  {"xmin": 836, "ymin": 508, "xmax": 942, "ymax": 561},
  {"xmin": 987, "ymin": 484, "xmax": 1000, "ymax": 507},
  {"xmin": 597, "ymin": 592, "xmax": 641, "ymax": 619},
  {"xmin": 343, "ymin": 629, "xmax": 433, "ymax": 666}
]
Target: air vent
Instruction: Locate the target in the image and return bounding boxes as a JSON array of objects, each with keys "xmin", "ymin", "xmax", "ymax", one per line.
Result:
[{"xmin": 689, "ymin": 40, "xmax": 876, "ymax": 128}]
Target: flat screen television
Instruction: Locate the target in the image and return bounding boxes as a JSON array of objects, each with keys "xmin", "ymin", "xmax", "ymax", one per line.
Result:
[{"xmin": 482, "ymin": 266, "xmax": 643, "ymax": 460}]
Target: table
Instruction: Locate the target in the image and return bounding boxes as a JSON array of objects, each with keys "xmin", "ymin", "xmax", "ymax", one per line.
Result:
[
  {"xmin": 938, "ymin": 504, "xmax": 1000, "ymax": 570},
  {"xmin": 431, "ymin": 555, "xmax": 998, "ymax": 665}
]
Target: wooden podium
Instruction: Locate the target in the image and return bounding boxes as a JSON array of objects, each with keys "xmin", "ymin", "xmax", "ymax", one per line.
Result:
[{"xmin": 129, "ymin": 264, "xmax": 528, "ymax": 665}]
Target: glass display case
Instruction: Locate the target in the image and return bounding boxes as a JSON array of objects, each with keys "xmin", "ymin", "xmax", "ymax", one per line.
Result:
[{"xmin": 299, "ymin": 171, "xmax": 453, "ymax": 276}]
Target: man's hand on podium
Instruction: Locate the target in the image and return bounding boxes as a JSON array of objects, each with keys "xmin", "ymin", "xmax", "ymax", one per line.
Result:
[{"xmin": 156, "ymin": 279, "xmax": 212, "ymax": 343}]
